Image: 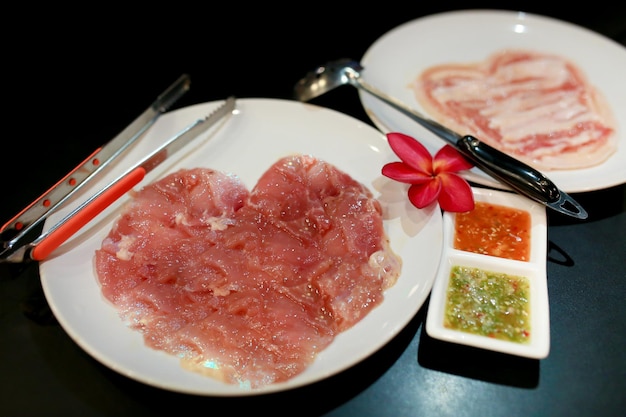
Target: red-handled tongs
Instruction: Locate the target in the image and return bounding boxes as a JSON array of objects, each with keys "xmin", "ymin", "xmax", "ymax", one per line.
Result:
[{"xmin": 0, "ymin": 74, "xmax": 191, "ymax": 263}]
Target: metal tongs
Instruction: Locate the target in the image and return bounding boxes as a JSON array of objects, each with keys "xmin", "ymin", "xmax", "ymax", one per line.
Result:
[
  {"xmin": 0, "ymin": 75, "xmax": 191, "ymax": 263},
  {"xmin": 1, "ymin": 71, "xmax": 234, "ymax": 264},
  {"xmin": 294, "ymin": 59, "xmax": 589, "ymax": 220}
]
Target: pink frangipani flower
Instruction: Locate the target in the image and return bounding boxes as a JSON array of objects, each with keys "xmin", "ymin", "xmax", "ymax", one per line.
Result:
[{"xmin": 381, "ymin": 132, "xmax": 475, "ymax": 212}]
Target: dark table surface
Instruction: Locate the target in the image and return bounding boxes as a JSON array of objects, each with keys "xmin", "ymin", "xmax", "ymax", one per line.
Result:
[{"xmin": 2, "ymin": 3, "xmax": 625, "ymax": 416}]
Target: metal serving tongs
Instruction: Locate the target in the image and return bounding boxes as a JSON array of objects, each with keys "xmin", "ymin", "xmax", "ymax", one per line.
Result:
[
  {"xmin": 1, "ymin": 96, "xmax": 236, "ymax": 264},
  {"xmin": 294, "ymin": 59, "xmax": 588, "ymax": 220},
  {"xmin": 0, "ymin": 74, "xmax": 191, "ymax": 263}
]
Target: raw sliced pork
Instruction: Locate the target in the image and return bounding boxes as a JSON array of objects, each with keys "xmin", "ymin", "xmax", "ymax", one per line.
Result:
[
  {"xmin": 412, "ymin": 49, "xmax": 618, "ymax": 170},
  {"xmin": 94, "ymin": 154, "xmax": 402, "ymax": 389}
]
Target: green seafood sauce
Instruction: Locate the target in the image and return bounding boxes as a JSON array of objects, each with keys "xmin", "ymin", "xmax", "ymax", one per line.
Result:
[{"xmin": 444, "ymin": 266, "xmax": 531, "ymax": 343}]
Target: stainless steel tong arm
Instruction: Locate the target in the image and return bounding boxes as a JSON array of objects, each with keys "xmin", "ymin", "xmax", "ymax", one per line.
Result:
[
  {"xmin": 346, "ymin": 66, "xmax": 588, "ymax": 220},
  {"xmin": 0, "ymin": 74, "xmax": 191, "ymax": 261}
]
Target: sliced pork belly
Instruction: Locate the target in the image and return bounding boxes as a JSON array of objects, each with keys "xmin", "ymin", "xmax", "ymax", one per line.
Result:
[
  {"xmin": 94, "ymin": 155, "xmax": 402, "ymax": 388},
  {"xmin": 412, "ymin": 49, "xmax": 618, "ymax": 170}
]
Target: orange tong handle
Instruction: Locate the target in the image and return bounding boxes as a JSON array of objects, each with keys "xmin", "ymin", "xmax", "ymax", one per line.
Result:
[{"xmin": 30, "ymin": 167, "xmax": 147, "ymax": 261}]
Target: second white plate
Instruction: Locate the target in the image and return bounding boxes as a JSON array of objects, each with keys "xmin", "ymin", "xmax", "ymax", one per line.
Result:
[{"xmin": 360, "ymin": 9, "xmax": 626, "ymax": 193}]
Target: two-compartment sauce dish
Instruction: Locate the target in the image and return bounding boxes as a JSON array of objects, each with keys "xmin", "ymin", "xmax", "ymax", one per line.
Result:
[{"xmin": 426, "ymin": 187, "xmax": 550, "ymax": 359}]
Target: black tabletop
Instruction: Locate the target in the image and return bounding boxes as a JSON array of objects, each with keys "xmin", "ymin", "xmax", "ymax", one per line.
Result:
[{"xmin": 2, "ymin": 3, "xmax": 626, "ymax": 416}]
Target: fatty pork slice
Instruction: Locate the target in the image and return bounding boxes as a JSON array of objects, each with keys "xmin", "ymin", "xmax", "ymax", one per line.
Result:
[{"xmin": 413, "ymin": 49, "xmax": 618, "ymax": 170}]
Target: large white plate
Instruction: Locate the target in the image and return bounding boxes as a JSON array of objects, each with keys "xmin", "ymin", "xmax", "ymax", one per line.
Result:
[
  {"xmin": 359, "ymin": 9, "xmax": 626, "ymax": 193},
  {"xmin": 39, "ymin": 98, "xmax": 443, "ymax": 396}
]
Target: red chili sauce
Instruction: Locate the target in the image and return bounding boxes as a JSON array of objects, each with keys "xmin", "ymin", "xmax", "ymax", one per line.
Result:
[{"xmin": 454, "ymin": 201, "xmax": 531, "ymax": 261}]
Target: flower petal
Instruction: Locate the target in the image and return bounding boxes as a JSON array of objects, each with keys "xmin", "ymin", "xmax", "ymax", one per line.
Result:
[
  {"xmin": 433, "ymin": 144, "xmax": 474, "ymax": 174},
  {"xmin": 407, "ymin": 179, "xmax": 441, "ymax": 209},
  {"xmin": 437, "ymin": 172, "xmax": 475, "ymax": 212},
  {"xmin": 382, "ymin": 162, "xmax": 433, "ymax": 184},
  {"xmin": 386, "ymin": 132, "xmax": 433, "ymax": 174}
]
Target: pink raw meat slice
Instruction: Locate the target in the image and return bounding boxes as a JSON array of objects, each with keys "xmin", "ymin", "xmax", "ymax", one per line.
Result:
[{"xmin": 94, "ymin": 155, "xmax": 402, "ymax": 388}]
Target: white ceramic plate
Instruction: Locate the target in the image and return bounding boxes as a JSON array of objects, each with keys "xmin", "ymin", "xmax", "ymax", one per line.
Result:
[
  {"xmin": 359, "ymin": 9, "xmax": 626, "ymax": 193},
  {"xmin": 39, "ymin": 98, "xmax": 443, "ymax": 396},
  {"xmin": 426, "ymin": 187, "xmax": 549, "ymax": 358}
]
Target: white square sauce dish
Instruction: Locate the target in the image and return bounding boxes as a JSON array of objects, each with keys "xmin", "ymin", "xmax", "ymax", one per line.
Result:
[{"xmin": 425, "ymin": 187, "xmax": 549, "ymax": 359}]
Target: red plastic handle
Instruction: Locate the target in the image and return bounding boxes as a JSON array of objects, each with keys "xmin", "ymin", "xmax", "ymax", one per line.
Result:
[{"xmin": 30, "ymin": 167, "xmax": 147, "ymax": 261}]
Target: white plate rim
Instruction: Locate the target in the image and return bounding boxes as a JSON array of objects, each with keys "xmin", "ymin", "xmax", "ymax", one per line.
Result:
[
  {"xmin": 39, "ymin": 98, "xmax": 444, "ymax": 396},
  {"xmin": 359, "ymin": 9, "xmax": 626, "ymax": 193}
]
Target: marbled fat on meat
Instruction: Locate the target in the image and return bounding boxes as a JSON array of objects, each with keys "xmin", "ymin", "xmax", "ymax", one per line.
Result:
[
  {"xmin": 412, "ymin": 49, "xmax": 618, "ymax": 170},
  {"xmin": 94, "ymin": 155, "xmax": 402, "ymax": 388}
]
